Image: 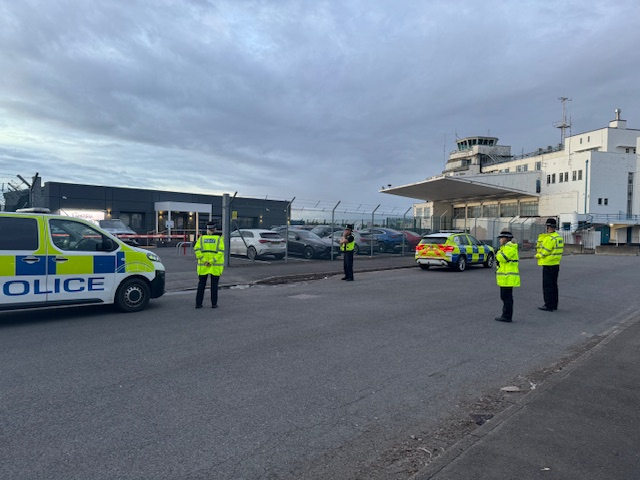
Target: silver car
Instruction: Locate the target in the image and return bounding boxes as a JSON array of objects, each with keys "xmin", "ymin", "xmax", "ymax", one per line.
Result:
[{"xmin": 230, "ymin": 229, "xmax": 286, "ymax": 260}]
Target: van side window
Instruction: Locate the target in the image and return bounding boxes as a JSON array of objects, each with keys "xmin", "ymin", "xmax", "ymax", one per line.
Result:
[
  {"xmin": 50, "ymin": 219, "xmax": 113, "ymax": 252},
  {"xmin": 0, "ymin": 217, "xmax": 39, "ymax": 250}
]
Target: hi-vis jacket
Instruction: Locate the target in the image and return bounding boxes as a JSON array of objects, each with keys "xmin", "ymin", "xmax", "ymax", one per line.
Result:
[
  {"xmin": 0, "ymin": 212, "xmax": 165, "ymax": 312},
  {"xmin": 496, "ymin": 241, "xmax": 520, "ymax": 287},
  {"xmin": 195, "ymin": 234, "xmax": 224, "ymax": 276},
  {"xmin": 340, "ymin": 234, "xmax": 355, "ymax": 252},
  {"xmin": 536, "ymin": 231, "xmax": 564, "ymax": 266}
]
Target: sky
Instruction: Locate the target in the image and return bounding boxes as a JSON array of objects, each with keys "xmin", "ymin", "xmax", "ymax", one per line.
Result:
[{"xmin": 0, "ymin": 0, "xmax": 639, "ymax": 216}]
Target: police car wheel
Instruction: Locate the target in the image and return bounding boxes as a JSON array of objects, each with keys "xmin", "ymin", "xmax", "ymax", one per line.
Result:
[
  {"xmin": 115, "ymin": 278, "xmax": 150, "ymax": 312},
  {"xmin": 484, "ymin": 253, "xmax": 495, "ymax": 268},
  {"xmin": 455, "ymin": 255, "xmax": 467, "ymax": 272}
]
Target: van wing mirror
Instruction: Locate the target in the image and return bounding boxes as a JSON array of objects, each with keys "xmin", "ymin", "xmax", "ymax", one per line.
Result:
[{"xmin": 100, "ymin": 238, "xmax": 116, "ymax": 251}]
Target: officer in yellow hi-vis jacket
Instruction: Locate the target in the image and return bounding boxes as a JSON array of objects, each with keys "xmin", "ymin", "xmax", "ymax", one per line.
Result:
[
  {"xmin": 495, "ymin": 229, "xmax": 520, "ymax": 323},
  {"xmin": 194, "ymin": 221, "xmax": 224, "ymax": 309},
  {"xmin": 536, "ymin": 217, "xmax": 564, "ymax": 312},
  {"xmin": 340, "ymin": 224, "xmax": 355, "ymax": 281}
]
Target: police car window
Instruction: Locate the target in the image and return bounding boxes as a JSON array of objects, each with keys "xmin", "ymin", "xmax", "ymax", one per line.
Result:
[
  {"xmin": 49, "ymin": 219, "xmax": 111, "ymax": 252},
  {"xmin": 0, "ymin": 217, "xmax": 38, "ymax": 250}
]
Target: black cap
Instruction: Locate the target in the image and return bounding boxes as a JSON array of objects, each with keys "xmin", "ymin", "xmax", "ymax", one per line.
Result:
[
  {"xmin": 545, "ymin": 218, "xmax": 557, "ymax": 227},
  {"xmin": 206, "ymin": 221, "xmax": 218, "ymax": 229},
  {"xmin": 345, "ymin": 224, "xmax": 354, "ymax": 230},
  {"xmin": 497, "ymin": 229, "xmax": 513, "ymax": 239}
]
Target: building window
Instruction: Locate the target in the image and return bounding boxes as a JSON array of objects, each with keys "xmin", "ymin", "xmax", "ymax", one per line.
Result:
[
  {"xmin": 523, "ymin": 164, "xmax": 528, "ymax": 172},
  {"xmin": 482, "ymin": 204, "xmax": 499, "ymax": 217},
  {"xmin": 535, "ymin": 162, "xmax": 541, "ymax": 171},
  {"xmin": 547, "ymin": 175, "xmax": 551, "ymax": 184},
  {"xmin": 572, "ymin": 171, "xmax": 577, "ymax": 181},
  {"xmin": 628, "ymin": 172, "xmax": 634, "ymax": 216},
  {"xmin": 120, "ymin": 212, "xmax": 145, "ymax": 230},
  {"xmin": 470, "ymin": 205, "xmax": 482, "ymax": 218},
  {"xmin": 578, "ymin": 170, "xmax": 582, "ymax": 180},
  {"xmin": 536, "ymin": 179, "xmax": 541, "ymax": 193},
  {"xmin": 520, "ymin": 201, "xmax": 539, "ymax": 216},
  {"xmin": 587, "ymin": 136, "xmax": 590, "ymax": 142},
  {"xmin": 598, "ymin": 198, "xmax": 602, "ymax": 205},
  {"xmin": 516, "ymin": 165, "xmax": 522, "ymax": 172},
  {"xmin": 552, "ymin": 174, "xmax": 556, "ymax": 183},
  {"xmin": 580, "ymin": 138, "xmax": 583, "ymax": 144},
  {"xmin": 559, "ymin": 173, "xmax": 564, "ymax": 183},
  {"xmin": 500, "ymin": 203, "xmax": 518, "ymax": 217},
  {"xmin": 604, "ymin": 198, "xmax": 608, "ymax": 206},
  {"xmin": 564, "ymin": 172, "xmax": 569, "ymax": 182},
  {"xmin": 453, "ymin": 207, "xmax": 466, "ymax": 219}
]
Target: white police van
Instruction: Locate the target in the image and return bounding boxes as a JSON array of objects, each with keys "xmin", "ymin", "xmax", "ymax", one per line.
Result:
[{"xmin": 0, "ymin": 209, "xmax": 165, "ymax": 312}]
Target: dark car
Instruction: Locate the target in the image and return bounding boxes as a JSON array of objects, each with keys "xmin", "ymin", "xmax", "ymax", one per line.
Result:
[
  {"xmin": 278, "ymin": 228, "xmax": 341, "ymax": 259},
  {"xmin": 310, "ymin": 225, "xmax": 344, "ymax": 238},
  {"xmin": 357, "ymin": 228, "xmax": 406, "ymax": 253}
]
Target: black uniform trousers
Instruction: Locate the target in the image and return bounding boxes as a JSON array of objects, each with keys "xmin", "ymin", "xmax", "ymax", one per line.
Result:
[
  {"xmin": 343, "ymin": 251, "xmax": 354, "ymax": 280},
  {"xmin": 196, "ymin": 274, "xmax": 220, "ymax": 307},
  {"xmin": 542, "ymin": 265, "xmax": 560, "ymax": 310},
  {"xmin": 500, "ymin": 287, "xmax": 513, "ymax": 320}
]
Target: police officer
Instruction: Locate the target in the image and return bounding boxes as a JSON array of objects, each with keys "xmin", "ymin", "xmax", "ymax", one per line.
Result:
[
  {"xmin": 194, "ymin": 221, "xmax": 225, "ymax": 309},
  {"xmin": 536, "ymin": 217, "xmax": 564, "ymax": 311},
  {"xmin": 495, "ymin": 229, "xmax": 520, "ymax": 323},
  {"xmin": 340, "ymin": 224, "xmax": 355, "ymax": 281}
]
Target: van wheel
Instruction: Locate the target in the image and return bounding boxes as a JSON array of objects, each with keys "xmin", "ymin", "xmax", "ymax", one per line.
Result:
[
  {"xmin": 115, "ymin": 278, "xmax": 150, "ymax": 312},
  {"xmin": 454, "ymin": 255, "xmax": 467, "ymax": 272},
  {"xmin": 419, "ymin": 264, "xmax": 430, "ymax": 270}
]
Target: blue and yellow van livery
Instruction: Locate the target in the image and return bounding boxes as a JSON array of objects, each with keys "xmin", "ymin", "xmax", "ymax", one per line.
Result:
[
  {"xmin": 0, "ymin": 211, "xmax": 165, "ymax": 312},
  {"xmin": 415, "ymin": 232, "xmax": 495, "ymax": 272}
]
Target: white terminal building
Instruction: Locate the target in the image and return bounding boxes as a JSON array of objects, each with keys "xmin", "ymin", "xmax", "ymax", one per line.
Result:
[{"xmin": 382, "ymin": 108, "xmax": 639, "ymax": 247}]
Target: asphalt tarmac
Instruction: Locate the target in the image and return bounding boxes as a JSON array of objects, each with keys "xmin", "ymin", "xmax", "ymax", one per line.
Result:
[{"xmin": 156, "ymin": 247, "xmax": 640, "ymax": 480}]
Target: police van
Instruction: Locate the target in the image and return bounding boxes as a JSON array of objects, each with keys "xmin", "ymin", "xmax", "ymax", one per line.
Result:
[{"xmin": 0, "ymin": 209, "xmax": 165, "ymax": 312}]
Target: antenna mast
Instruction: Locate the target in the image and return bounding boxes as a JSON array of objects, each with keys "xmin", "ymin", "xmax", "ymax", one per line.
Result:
[{"xmin": 553, "ymin": 97, "xmax": 572, "ymax": 145}]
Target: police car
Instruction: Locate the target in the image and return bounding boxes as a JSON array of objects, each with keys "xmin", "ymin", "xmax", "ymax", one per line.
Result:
[
  {"xmin": 0, "ymin": 209, "xmax": 165, "ymax": 312},
  {"xmin": 415, "ymin": 232, "xmax": 495, "ymax": 271}
]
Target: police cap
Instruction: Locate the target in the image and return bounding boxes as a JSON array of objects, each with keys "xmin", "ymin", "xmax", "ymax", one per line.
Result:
[
  {"xmin": 345, "ymin": 224, "xmax": 354, "ymax": 230},
  {"xmin": 545, "ymin": 217, "xmax": 557, "ymax": 228},
  {"xmin": 497, "ymin": 229, "xmax": 513, "ymax": 239}
]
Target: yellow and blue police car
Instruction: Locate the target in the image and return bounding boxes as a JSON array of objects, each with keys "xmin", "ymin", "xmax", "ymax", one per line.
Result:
[
  {"xmin": 0, "ymin": 209, "xmax": 165, "ymax": 312},
  {"xmin": 415, "ymin": 232, "xmax": 495, "ymax": 271}
]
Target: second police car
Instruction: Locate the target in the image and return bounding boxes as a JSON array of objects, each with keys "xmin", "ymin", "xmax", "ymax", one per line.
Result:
[
  {"xmin": 415, "ymin": 232, "xmax": 495, "ymax": 271},
  {"xmin": 0, "ymin": 210, "xmax": 165, "ymax": 312}
]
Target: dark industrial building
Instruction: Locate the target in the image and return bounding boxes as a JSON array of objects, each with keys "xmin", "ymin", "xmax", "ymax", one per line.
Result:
[{"xmin": 4, "ymin": 178, "xmax": 289, "ymax": 239}]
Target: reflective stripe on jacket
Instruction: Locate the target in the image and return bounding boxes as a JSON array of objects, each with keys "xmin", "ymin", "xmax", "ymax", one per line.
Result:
[
  {"xmin": 195, "ymin": 234, "xmax": 225, "ymax": 276},
  {"xmin": 496, "ymin": 241, "xmax": 520, "ymax": 287},
  {"xmin": 536, "ymin": 231, "xmax": 564, "ymax": 266}
]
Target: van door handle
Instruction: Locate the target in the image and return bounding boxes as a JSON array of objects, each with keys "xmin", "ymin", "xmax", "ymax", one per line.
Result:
[
  {"xmin": 22, "ymin": 256, "xmax": 41, "ymax": 264},
  {"xmin": 53, "ymin": 257, "xmax": 69, "ymax": 262}
]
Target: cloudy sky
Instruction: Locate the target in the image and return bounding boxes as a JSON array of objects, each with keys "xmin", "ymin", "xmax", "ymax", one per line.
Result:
[{"xmin": 0, "ymin": 0, "xmax": 639, "ymax": 214}]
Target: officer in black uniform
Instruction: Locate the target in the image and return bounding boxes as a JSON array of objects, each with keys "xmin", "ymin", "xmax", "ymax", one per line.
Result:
[{"xmin": 340, "ymin": 224, "xmax": 355, "ymax": 281}]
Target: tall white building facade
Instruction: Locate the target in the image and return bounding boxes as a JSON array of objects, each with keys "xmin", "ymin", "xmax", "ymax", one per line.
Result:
[{"xmin": 382, "ymin": 109, "xmax": 639, "ymax": 245}]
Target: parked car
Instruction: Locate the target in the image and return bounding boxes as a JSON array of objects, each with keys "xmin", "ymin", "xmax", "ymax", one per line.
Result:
[
  {"xmin": 357, "ymin": 228, "xmax": 406, "ymax": 253},
  {"xmin": 98, "ymin": 219, "xmax": 139, "ymax": 246},
  {"xmin": 230, "ymin": 229, "xmax": 286, "ymax": 260},
  {"xmin": 276, "ymin": 228, "xmax": 341, "ymax": 259},
  {"xmin": 401, "ymin": 230, "xmax": 423, "ymax": 249},
  {"xmin": 326, "ymin": 230, "xmax": 367, "ymax": 255},
  {"xmin": 415, "ymin": 232, "xmax": 495, "ymax": 271},
  {"xmin": 310, "ymin": 225, "xmax": 344, "ymax": 238}
]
